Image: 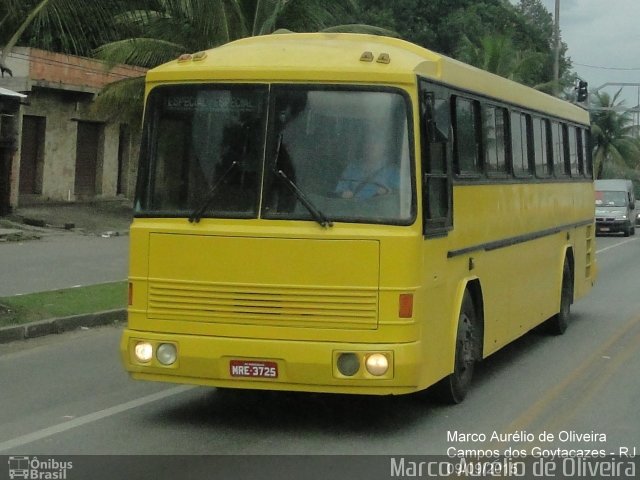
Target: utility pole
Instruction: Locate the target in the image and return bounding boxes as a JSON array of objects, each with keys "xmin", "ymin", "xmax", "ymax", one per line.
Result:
[{"xmin": 553, "ymin": 0, "xmax": 560, "ymax": 95}]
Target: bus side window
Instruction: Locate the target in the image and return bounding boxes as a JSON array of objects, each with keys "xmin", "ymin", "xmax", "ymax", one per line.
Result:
[
  {"xmin": 420, "ymin": 82, "xmax": 453, "ymax": 236},
  {"xmin": 579, "ymin": 128, "xmax": 593, "ymax": 178},
  {"xmin": 567, "ymin": 125, "xmax": 579, "ymax": 176},
  {"xmin": 510, "ymin": 111, "xmax": 532, "ymax": 178},
  {"xmin": 533, "ymin": 117, "xmax": 551, "ymax": 178},
  {"xmin": 551, "ymin": 121, "xmax": 568, "ymax": 177},
  {"xmin": 453, "ymin": 97, "xmax": 481, "ymax": 176},
  {"xmin": 483, "ymin": 105, "xmax": 509, "ymax": 177}
]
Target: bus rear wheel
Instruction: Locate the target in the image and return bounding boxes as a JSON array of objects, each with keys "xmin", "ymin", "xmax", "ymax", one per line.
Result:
[
  {"xmin": 545, "ymin": 259, "xmax": 572, "ymax": 335},
  {"xmin": 433, "ymin": 290, "xmax": 479, "ymax": 404}
]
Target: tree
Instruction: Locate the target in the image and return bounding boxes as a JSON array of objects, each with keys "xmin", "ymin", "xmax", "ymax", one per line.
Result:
[
  {"xmin": 0, "ymin": 0, "xmax": 138, "ymax": 70},
  {"xmin": 92, "ymin": 0, "xmax": 392, "ymax": 70},
  {"xmin": 514, "ymin": 0, "xmax": 573, "ymax": 93},
  {"xmin": 590, "ymin": 89, "xmax": 640, "ymax": 179},
  {"xmin": 354, "ymin": 0, "xmax": 570, "ymax": 92},
  {"xmin": 455, "ymin": 34, "xmax": 546, "ymax": 85}
]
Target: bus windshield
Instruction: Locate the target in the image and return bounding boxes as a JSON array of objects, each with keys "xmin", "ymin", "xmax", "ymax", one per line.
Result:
[{"xmin": 135, "ymin": 84, "xmax": 414, "ymax": 225}]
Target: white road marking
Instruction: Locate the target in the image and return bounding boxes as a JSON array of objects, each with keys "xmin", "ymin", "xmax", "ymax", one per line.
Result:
[
  {"xmin": 0, "ymin": 385, "xmax": 194, "ymax": 452},
  {"xmin": 596, "ymin": 237, "xmax": 638, "ymax": 254}
]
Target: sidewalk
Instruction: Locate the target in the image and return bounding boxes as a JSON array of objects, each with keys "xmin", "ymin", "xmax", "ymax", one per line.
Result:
[
  {"xmin": 10, "ymin": 198, "xmax": 133, "ymax": 236},
  {"xmin": 0, "ymin": 200, "xmax": 133, "ymax": 343}
]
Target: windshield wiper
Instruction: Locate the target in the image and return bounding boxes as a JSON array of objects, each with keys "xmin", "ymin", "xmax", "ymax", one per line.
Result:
[
  {"xmin": 271, "ymin": 132, "xmax": 332, "ymax": 228},
  {"xmin": 188, "ymin": 161, "xmax": 238, "ymax": 223},
  {"xmin": 275, "ymin": 168, "xmax": 333, "ymax": 228}
]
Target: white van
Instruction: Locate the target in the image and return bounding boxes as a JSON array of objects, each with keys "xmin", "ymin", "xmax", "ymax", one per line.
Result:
[{"xmin": 594, "ymin": 179, "xmax": 636, "ymax": 236}]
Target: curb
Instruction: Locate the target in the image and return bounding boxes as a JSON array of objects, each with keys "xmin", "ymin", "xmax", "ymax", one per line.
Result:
[{"xmin": 0, "ymin": 308, "xmax": 126, "ymax": 344}]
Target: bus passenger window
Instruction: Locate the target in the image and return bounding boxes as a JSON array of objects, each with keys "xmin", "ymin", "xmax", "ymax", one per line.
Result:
[
  {"xmin": 483, "ymin": 106, "xmax": 508, "ymax": 176},
  {"xmin": 551, "ymin": 121, "xmax": 568, "ymax": 176},
  {"xmin": 454, "ymin": 97, "xmax": 480, "ymax": 176},
  {"xmin": 567, "ymin": 126, "xmax": 579, "ymax": 176},
  {"xmin": 511, "ymin": 112, "xmax": 531, "ymax": 177},
  {"xmin": 533, "ymin": 117, "xmax": 551, "ymax": 177},
  {"xmin": 578, "ymin": 128, "xmax": 591, "ymax": 177}
]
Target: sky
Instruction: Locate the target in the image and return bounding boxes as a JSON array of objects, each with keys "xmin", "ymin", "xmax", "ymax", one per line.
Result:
[{"xmin": 533, "ymin": 0, "xmax": 640, "ymax": 109}]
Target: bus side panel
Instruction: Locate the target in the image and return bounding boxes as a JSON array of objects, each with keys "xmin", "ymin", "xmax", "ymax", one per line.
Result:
[
  {"xmin": 445, "ymin": 182, "xmax": 594, "ymax": 357},
  {"xmin": 417, "ymin": 236, "xmax": 459, "ymax": 389}
]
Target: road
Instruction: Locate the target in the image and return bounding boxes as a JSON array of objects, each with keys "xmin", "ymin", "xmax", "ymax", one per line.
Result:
[
  {"xmin": 0, "ymin": 233, "xmax": 128, "ymax": 296},
  {"xmin": 0, "ymin": 235, "xmax": 638, "ymax": 477}
]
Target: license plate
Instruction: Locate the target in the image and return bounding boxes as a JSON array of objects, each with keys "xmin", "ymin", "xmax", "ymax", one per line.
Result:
[
  {"xmin": 599, "ymin": 227, "xmax": 610, "ymax": 232},
  {"xmin": 229, "ymin": 360, "xmax": 278, "ymax": 378}
]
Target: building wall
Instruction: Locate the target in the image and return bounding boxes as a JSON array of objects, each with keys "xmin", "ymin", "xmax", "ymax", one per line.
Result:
[
  {"xmin": 0, "ymin": 95, "xmax": 22, "ymax": 215},
  {"xmin": 0, "ymin": 47, "xmax": 146, "ymax": 208}
]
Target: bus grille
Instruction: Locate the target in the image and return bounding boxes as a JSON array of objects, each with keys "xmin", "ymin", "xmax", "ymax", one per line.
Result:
[{"xmin": 147, "ymin": 280, "xmax": 378, "ymax": 329}]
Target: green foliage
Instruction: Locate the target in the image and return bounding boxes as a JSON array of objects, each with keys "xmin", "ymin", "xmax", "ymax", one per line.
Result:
[
  {"xmin": 356, "ymin": 0, "xmax": 570, "ymax": 90},
  {"xmin": 590, "ymin": 89, "xmax": 640, "ymax": 179},
  {"xmin": 456, "ymin": 34, "xmax": 546, "ymax": 85},
  {"xmin": 0, "ymin": 0, "xmax": 139, "ymax": 58}
]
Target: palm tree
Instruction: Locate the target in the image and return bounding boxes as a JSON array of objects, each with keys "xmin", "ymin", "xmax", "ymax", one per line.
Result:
[
  {"xmin": 590, "ymin": 89, "xmax": 640, "ymax": 179},
  {"xmin": 0, "ymin": 0, "xmax": 132, "ymax": 70},
  {"xmin": 93, "ymin": 0, "xmax": 382, "ymax": 68}
]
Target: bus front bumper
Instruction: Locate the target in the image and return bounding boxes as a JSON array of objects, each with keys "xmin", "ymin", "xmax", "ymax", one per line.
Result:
[{"xmin": 120, "ymin": 329, "xmax": 425, "ymax": 395}]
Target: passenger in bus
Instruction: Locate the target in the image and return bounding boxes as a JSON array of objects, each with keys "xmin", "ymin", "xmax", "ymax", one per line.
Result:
[{"xmin": 335, "ymin": 136, "xmax": 399, "ymax": 199}]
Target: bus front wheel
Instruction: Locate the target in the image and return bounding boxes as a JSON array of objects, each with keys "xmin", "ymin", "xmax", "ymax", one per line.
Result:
[{"xmin": 433, "ymin": 290, "xmax": 479, "ymax": 404}]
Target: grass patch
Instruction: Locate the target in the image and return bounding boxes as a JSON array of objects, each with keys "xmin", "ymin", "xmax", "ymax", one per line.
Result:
[{"xmin": 0, "ymin": 282, "xmax": 127, "ymax": 327}]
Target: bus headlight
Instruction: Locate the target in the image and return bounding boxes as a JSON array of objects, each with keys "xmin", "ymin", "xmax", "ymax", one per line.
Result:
[
  {"xmin": 365, "ymin": 353, "xmax": 389, "ymax": 376},
  {"xmin": 134, "ymin": 342, "xmax": 153, "ymax": 363},
  {"xmin": 156, "ymin": 343, "xmax": 177, "ymax": 365}
]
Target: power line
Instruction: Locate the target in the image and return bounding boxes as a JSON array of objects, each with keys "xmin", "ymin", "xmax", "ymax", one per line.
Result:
[{"xmin": 573, "ymin": 62, "xmax": 640, "ymax": 71}]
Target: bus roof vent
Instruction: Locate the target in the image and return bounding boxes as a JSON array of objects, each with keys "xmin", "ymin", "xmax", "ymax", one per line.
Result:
[
  {"xmin": 192, "ymin": 51, "xmax": 207, "ymax": 61},
  {"xmin": 360, "ymin": 51, "xmax": 374, "ymax": 62},
  {"xmin": 376, "ymin": 53, "xmax": 391, "ymax": 64}
]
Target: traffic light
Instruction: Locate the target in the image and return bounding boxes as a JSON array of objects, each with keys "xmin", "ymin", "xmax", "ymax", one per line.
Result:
[{"xmin": 576, "ymin": 80, "xmax": 588, "ymax": 102}]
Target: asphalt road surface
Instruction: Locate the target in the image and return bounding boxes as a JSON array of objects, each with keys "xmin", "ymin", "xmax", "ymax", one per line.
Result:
[
  {"xmin": 0, "ymin": 234, "xmax": 638, "ymax": 478},
  {"xmin": 0, "ymin": 233, "xmax": 128, "ymax": 296}
]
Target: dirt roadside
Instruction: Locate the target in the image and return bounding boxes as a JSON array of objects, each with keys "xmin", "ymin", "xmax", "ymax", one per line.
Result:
[{"xmin": 2, "ymin": 199, "xmax": 133, "ymax": 237}]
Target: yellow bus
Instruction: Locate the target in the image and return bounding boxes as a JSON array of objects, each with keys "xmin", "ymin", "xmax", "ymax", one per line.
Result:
[{"xmin": 120, "ymin": 33, "xmax": 596, "ymax": 403}]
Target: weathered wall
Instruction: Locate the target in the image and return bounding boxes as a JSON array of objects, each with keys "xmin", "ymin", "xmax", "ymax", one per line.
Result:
[
  {"xmin": 18, "ymin": 90, "xmax": 129, "ymax": 202},
  {"xmin": 0, "ymin": 47, "xmax": 145, "ymax": 207}
]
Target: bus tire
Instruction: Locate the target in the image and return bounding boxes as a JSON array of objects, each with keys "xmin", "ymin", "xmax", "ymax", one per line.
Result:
[
  {"xmin": 546, "ymin": 259, "xmax": 572, "ymax": 335},
  {"xmin": 433, "ymin": 290, "xmax": 478, "ymax": 404}
]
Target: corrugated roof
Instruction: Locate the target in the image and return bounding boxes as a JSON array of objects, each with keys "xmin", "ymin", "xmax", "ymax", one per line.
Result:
[{"xmin": 0, "ymin": 87, "xmax": 26, "ymax": 98}]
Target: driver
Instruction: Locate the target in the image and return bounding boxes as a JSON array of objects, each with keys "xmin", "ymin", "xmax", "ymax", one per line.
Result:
[{"xmin": 335, "ymin": 136, "xmax": 399, "ymax": 199}]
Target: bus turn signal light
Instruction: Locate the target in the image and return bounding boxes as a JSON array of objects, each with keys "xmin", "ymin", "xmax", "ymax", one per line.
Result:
[{"xmin": 398, "ymin": 294, "xmax": 413, "ymax": 318}]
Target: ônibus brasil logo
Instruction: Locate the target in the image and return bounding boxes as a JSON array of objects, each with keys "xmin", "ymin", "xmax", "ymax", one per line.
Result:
[{"xmin": 8, "ymin": 456, "xmax": 73, "ymax": 479}]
